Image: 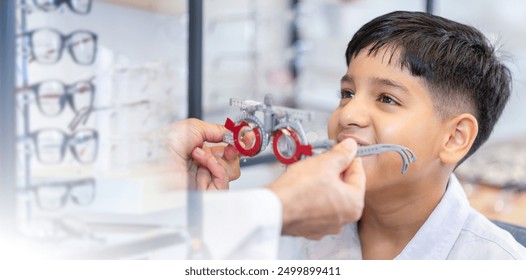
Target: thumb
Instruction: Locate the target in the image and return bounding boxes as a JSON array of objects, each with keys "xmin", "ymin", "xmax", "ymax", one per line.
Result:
[
  {"xmin": 343, "ymin": 157, "xmax": 366, "ymax": 194},
  {"xmin": 321, "ymin": 138, "xmax": 358, "ymax": 171}
]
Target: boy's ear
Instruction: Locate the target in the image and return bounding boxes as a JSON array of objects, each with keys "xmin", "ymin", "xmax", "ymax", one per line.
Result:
[{"xmin": 439, "ymin": 113, "xmax": 478, "ymax": 164}]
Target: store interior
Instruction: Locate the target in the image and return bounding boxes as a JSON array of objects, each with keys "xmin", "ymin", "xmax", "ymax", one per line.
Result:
[{"xmin": 1, "ymin": 0, "xmax": 526, "ymax": 259}]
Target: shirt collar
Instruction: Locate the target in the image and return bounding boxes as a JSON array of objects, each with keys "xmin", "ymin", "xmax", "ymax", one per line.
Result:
[{"xmin": 395, "ymin": 174, "xmax": 470, "ymax": 259}]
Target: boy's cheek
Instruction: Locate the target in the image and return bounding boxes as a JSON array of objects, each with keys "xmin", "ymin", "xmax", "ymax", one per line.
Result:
[
  {"xmin": 327, "ymin": 115, "xmax": 339, "ymax": 139},
  {"xmin": 360, "ymin": 152, "xmax": 407, "ymax": 181}
]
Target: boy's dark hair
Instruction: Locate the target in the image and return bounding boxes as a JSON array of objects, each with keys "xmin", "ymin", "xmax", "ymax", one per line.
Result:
[{"xmin": 345, "ymin": 11, "xmax": 511, "ymax": 162}]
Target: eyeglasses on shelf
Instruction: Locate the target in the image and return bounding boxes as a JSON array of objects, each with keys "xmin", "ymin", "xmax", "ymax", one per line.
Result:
[
  {"xmin": 17, "ymin": 78, "xmax": 95, "ymax": 117},
  {"xmin": 25, "ymin": 177, "xmax": 96, "ymax": 211},
  {"xmin": 21, "ymin": 216, "xmax": 105, "ymax": 244},
  {"xmin": 31, "ymin": 0, "xmax": 93, "ymax": 15},
  {"xmin": 21, "ymin": 128, "xmax": 99, "ymax": 165},
  {"xmin": 21, "ymin": 28, "xmax": 97, "ymax": 65}
]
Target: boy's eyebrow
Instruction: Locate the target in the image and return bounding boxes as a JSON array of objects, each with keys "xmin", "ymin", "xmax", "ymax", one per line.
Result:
[
  {"xmin": 370, "ymin": 77, "xmax": 409, "ymax": 94},
  {"xmin": 340, "ymin": 75, "xmax": 409, "ymax": 94},
  {"xmin": 340, "ymin": 75, "xmax": 353, "ymax": 84}
]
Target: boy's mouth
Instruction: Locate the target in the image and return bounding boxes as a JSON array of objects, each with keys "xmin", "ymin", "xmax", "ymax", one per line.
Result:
[{"xmin": 337, "ymin": 134, "xmax": 371, "ymax": 147}]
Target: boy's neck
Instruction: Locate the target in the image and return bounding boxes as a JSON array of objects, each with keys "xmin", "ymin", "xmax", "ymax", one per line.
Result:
[{"xmin": 358, "ymin": 174, "xmax": 450, "ymax": 260}]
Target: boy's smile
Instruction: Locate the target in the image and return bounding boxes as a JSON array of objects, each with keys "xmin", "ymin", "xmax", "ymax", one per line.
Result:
[{"xmin": 328, "ymin": 48, "xmax": 447, "ymax": 192}]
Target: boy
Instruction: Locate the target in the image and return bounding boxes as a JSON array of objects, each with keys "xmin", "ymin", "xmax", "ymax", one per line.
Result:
[{"xmin": 193, "ymin": 11, "xmax": 526, "ymax": 259}]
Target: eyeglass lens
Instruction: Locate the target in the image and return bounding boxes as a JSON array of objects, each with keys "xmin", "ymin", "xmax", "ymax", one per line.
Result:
[
  {"xmin": 276, "ymin": 133, "xmax": 296, "ymax": 158},
  {"xmin": 31, "ymin": 29, "xmax": 62, "ymax": 64},
  {"xmin": 69, "ymin": 129, "xmax": 98, "ymax": 163},
  {"xmin": 69, "ymin": 80, "xmax": 94, "ymax": 112},
  {"xmin": 36, "ymin": 81, "xmax": 67, "ymax": 115},
  {"xmin": 35, "ymin": 129, "xmax": 66, "ymax": 164},
  {"xmin": 33, "ymin": 0, "xmax": 93, "ymax": 15},
  {"xmin": 70, "ymin": 180, "xmax": 96, "ymax": 205},
  {"xmin": 36, "ymin": 184, "xmax": 68, "ymax": 210},
  {"xmin": 68, "ymin": 31, "xmax": 96, "ymax": 64}
]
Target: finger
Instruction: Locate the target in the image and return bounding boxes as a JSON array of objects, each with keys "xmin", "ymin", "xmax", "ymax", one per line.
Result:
[
  {"xmin": 197, "ymin": 148, "xmax": 221, "ymax": 175},
  {"xmin": 319, "ymin": 138, "xmax": 358, "ymax": 171},
  {"xmin": 196, "ymin": 167, "xmax": 212, "ymax": 191},
  {"xmin": 166, "ymin": 119, "xmax": 226, "ymax": 161},
  {"xmin": 191, "ymin": 118, "xmax": 227, "ymax": 144},
  {"xmin": 343, "ymin": 157, "xmax": 366, "ymax": 194},
  {"xmin": 209, "ymin": 145, "xmax": 226, "ymax": 158},
  {"xmin": 240, "ymin": 130, "xmax": 256, "ymax": 149},
  {"xmin": 187, "ymin": 159, "xmax": 199, "ymax": 191},
  {"xmin": 342, "ymin": 157, "xmax": 365, "ymax": 221},
  {"xmin": 195, "ymin": 145, "xmax": 228, "ymax": 160},
  {"xmin": 221, "ymin": 146, "xmax": 241, "ymax": 180},
  {"xmin": 205, "ymin": 155, "xmax": 230, "ymax": 190},
  {"xmin": 192, "ymin": 147, "xmax": 212, "ymax": 167},
  {"xmin": 215, "ymin": 155, "xmax": 240, "ymax": 183},
  {"xmin": 208, "ymin": 146, "xmax": 240, "ymax": 180},
  {"xmin": 223, "ymin": 145, "xmax": 239, "ymax": 161},
  {"xmin": 193, "ymin": 146, "xmax": 236, "ymax": 186}
]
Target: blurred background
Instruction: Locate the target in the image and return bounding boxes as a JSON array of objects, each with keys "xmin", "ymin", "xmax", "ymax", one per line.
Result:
[{"xmin": 0, "ymin": 0, "xmax": 525, "ymax": 259}]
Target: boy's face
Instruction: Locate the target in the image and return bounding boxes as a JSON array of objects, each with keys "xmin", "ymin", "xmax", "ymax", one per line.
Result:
[{"xmin": 328, "ymin": 48, "xmax": 447, "ymax": 191}]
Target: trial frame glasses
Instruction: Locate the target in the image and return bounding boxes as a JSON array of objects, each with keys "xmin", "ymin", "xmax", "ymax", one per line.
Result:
[{"xmin": 22, "ymin": 28, "xmax": 98, "ymax": 65}]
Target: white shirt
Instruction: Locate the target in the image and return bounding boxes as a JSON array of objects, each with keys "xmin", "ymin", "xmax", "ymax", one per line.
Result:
[{"xmin": 298, "ymin": 174, "xmax": 526, "ymax": 260}]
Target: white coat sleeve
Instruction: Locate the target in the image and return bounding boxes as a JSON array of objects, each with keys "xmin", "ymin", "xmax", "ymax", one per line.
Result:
[{"xmin": 201, "ymin": 188, "xmax": 283, "ymax": 259}]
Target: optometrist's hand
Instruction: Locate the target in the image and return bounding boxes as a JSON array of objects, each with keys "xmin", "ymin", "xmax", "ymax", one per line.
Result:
[
  {"xmin": 192, "ymin": 126, "xmax": 366, "ymax": 239},
  {"xmin": 191, "ymin": 144, "xmax": 241, "ymax": 190},
  {"xmin": 190, "ymin": 131, "xmax": 256, "ymax": 191},
  {"xmin": 166, "ymin": 118, "xmax": 241, "ymax": 190},
  {"xmin": 268, "ymin": 139, "xmax": 366, "ymax": 240},
  {"xmin": 168, "ymin": 118, "xmax": 366, "ymax": 240}
]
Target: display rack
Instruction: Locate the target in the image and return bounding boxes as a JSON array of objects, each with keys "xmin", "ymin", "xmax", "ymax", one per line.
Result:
[
  {"xmin": 186, "ymin": 0, "xmax": 210, "ymax": 260},
  {"xmin": 188, "ymin": 0, "xmax": 203, "ymax": 120},
  {"xmin": 18, "ymin": 0, "xmax": 32, "ymax": 188},
  {"xmin": 11, "ymin": 0, "xmax": 101, "ymax": 247},
  {"xmin": 0, "ymin": 0, "xmax": 17, "ymax": 234}
]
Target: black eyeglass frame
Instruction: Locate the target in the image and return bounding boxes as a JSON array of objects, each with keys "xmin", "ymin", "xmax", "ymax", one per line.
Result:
[
  {"xmin": 32, "ymin": 0, "xmax": 93, "ymax": 15},
  {"xmin": 17, "ymin": 78, "xmax": 96, "ymax": 117},
  {"xmin": 28, "ymin": 128, "xmax": 99, "ymax": 165},
  {"xmin": 23, "ymin": 28, "xmax": 98, "ymax": 65},
  {"xmin": 25, "ymin": 178, "xmax": 96, "ymax": 210}
]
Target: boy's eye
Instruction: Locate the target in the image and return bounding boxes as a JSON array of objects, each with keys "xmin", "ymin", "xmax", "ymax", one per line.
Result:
[
  {"xmin": 340, "ymin": 89, "xmax": 355, "ymax": 99},
  {"xmin": 378, "ymin": 94, "xmax": 399, "ymax": 105}
]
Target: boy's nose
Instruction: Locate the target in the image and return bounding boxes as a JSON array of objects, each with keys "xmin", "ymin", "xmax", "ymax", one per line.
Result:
[{"xmin": 339, "ymin": 96, "xmax": 370, "ymax": 128}]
